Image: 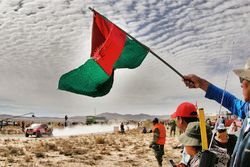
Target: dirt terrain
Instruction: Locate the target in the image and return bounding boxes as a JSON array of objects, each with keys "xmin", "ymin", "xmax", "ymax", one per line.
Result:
[{"xmin": 0, "ymin": 126, "xmax": 182, "ymax": 167}]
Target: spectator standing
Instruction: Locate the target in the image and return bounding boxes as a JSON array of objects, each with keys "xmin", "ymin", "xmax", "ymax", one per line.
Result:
[
  {"xmin": 64, "ymin": 115, "xmax": 68, "ymax": 127},
  {"xmin": 169, "ymin": 119, "xmax": 177, "ymax": 137},
  {"xmin": 120, "ymin": 122, "xmax": 125, "ymax": 133},
  {"xmin": 149, "ymin": 118, "xmax": 166, "ymax": 167}
]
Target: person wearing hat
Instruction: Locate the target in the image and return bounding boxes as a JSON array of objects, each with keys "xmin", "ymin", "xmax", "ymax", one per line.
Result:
[
  {"xmin": 171, "ymin": 102, "xmax": 199, "ymax": 132},
  {"xmin": 183, "ymin": 59, "xmax": 250, "ymax": 167},
  {"xmin": 213, "ymin": 124, "xmax": 237, "ymax": 167},
  {"xmin": 171, "ymin": 102, "xmax": 199, "ymax": 167},
  {"xmin": 179, "ymin": 122, "xmax": 229, "ymax": 167},
  {"xmin": 149, "ymin": 118, "xmax": 166, "ymax": 167}
]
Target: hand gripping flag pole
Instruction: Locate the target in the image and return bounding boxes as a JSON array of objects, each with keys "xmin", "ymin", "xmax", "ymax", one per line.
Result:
[{"xmin": 89, "ymin": 7, "xmax": 185, "ymax": 80}]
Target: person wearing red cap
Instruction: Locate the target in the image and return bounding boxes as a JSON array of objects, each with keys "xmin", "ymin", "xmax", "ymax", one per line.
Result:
[
  {"xmin": 171, "ymin": 102, "xmax": 199, "ymax": 132},
  {"xmin": 171, "ymin": 102, "xmax": 199, "ymax": 167}
]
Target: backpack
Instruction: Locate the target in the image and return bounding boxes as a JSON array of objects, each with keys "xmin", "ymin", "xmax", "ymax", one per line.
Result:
[{"xmin": 199, "ymin": 146, "xmax": 229, "ymax": 167}]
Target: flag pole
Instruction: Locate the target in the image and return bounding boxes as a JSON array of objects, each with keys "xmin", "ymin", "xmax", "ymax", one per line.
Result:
[{"xmin": 88, "ymin": 7, "xmax": 184, "ymax": 79}]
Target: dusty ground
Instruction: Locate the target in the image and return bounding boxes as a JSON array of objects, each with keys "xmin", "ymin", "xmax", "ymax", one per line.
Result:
[{"xmin": 0, "ymin": 127, "xmax": 182, "ymax": 167}]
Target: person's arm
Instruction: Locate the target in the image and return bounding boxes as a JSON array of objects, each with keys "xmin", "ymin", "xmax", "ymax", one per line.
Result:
[
  {"xmin": 205, "ymin": 84, "xmax": 248, "ymax": 119},
  {"xmin": 183, "ymin": 74, "xmax": 248, "ymax": 119}
]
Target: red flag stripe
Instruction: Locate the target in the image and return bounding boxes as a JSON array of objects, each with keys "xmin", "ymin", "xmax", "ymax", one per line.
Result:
[{"xmin": 91, "ymin": 13, "xmax": 126, "ymax": 76}]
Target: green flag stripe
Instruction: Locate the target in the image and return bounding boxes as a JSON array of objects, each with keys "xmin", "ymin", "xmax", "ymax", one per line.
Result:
[
  {"xmin": 114, "ymin": 37, "xmax": 149, "ymax": 69},
  {"xmin": 58, "ymin": 59, "xmax": 113, "ymax": 97}
]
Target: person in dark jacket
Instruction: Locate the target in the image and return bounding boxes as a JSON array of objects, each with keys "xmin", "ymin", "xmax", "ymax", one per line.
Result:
[
  {"xmin": 120, "ymin": 122, "xmax": 125, "ymax": 133},
  {"xmin": 21, "ymin": 121, "xmax": 25, "ymax": 132},
  {"xmin": 64, "ymin": 115, "xmax": 68, "ymax": 127},
  {"xmin": 142, "ymin": 126, "xmax": 147, "ymax": 134}
]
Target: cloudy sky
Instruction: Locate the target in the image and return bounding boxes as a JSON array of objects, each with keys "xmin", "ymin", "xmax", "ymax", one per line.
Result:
[{"xmin": 0, "ymin": 0, "xmax": 250, "ymax": 117}]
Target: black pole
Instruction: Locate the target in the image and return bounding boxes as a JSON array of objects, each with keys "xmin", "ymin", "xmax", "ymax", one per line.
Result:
[
  {"xmin": 88, "ymin": 7, "xmax": 184, "ymax": 79},
  {"xmin": 149, "ymin": 50, "xmax": 184, "ymax": 78}
]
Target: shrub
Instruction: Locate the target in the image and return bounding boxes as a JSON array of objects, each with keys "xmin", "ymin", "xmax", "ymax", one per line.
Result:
[
  {"xmin": 95, "ymin": 136, "xmax": 105, "ymax": 144},
  {"xmin": 7, "ymin": 146, "xmax": 24, "ymax": 156},
  {"xmin": 7, "ymin": 157, "xmax": 15, "ymax": 163},
  {"xmin": 35, "ymin": 152, "xmax": 45, "ymax": 158},
  {"xmin": 25, "ymin": 155, "xmax": 33, "ymax": 162},
  {"xmin": 45, "ymin": 143, "xmax": 58, "ymax": 151}
]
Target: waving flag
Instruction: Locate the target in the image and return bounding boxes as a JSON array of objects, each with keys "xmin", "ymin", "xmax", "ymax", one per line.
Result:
[{"xmin": 58, "ymin": 11, "xmax": 149, "ymax": 97}]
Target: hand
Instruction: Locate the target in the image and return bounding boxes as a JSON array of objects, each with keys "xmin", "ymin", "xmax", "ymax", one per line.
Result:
[
  {"xmin": 183, "ymin": 74, "xmax": 209, "ymax": 91},
  {"xmin": 183, "ymin": 74, "xmax": 201, "ymax": 88}
]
